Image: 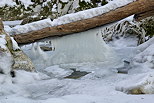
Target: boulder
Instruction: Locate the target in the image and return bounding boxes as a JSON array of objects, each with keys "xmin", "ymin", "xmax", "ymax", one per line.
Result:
[{"xmin": 0, "ymin": 18, "xmax": 35, "ymax": 73}]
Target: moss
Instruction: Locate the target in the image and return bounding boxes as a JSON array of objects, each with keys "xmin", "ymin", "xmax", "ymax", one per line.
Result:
[
  {"xmin": 0, "ymin": 0, "xmax": 108, "ymax": 21},
  {"xmin": 0, "ymin": 48, "xmax": 6, "ymax": 52},
  {"xmin": 59, "ymin": 0, "xmax": 68, "ymax": 9},
  {"xmin": 129, "ymin": 88, "xmax": 144, "ymax": 94},
  {"xmin": 76, "ymin": 1, "xmax": 95, "ymax": 12},
  {"xmin": 140, "ymin": 17, "xmax": 154, "ymax": 38},
  {"xmin": 101, "ymin": 0, "xmax": 108, "ymax": 6},
  {"xmin": 0, "ymin": 5, "xmax": 32, "ymax": 20},
  {"xmin": 144, "ymin": 22, "xmax": 154, "ymax": 38},
  {"xmin": 5, "ymin": 35, "xmax": 13, "ymax": 53}
]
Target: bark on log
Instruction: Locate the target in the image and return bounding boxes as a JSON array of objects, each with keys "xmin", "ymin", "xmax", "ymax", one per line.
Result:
[
  {"xmin": 12, "ymin": 0, "xmax": 154, "ymax": 44},
  {"xmin": 0, "ymin": 18, "xmax": 4, "ymax": 32},
  {"xmin": 134, "ymin": 9, "xmax": 154, "ymax": 21}
]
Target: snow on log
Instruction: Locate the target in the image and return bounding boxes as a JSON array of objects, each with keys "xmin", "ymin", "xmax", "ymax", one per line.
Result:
[{"xmin": 12, "ymin": 0, "xmax": 154, "ymax": 44}]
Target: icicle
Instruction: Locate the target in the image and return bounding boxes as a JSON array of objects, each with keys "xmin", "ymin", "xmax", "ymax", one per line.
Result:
[
  {"xmin": 48, "ymin": 26, "xmax": 120, "ymax": 65},
  {"xmin": 36, "ymin": 43, "xmax": 48, "ymax": 61},
  {"xmin": 31, "ymin": 43, "xmax": 37, "ymax": 60}
]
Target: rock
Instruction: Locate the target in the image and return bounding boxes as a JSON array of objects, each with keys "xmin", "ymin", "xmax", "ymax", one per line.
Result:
[
  {"xmin": 12, "ymin": 50, "xmax": 35, "ymax": 72},
  {"xmin": 64, "ymin": 68, "xmax": 90, "ymax": 79},
  {"xmin": 40, "ymin": 46, "xmax": 53, "ymax": 51},
  {"xmin": 116, "ymin": 60, "xmax": 132, "ymax": 74},
  {"xmin": 0, "ymin": 18, "xmax": 35, "ymax": 72},
  {"xmin": 0, "ymin": 35, "xmax": 14, "ymax": 75},
  {"xmin": 128, "ymin": 88, "xmax": 144, "ymax": 94},
  {"xmin": 117, "ymin": 73, "xmax": 154, "ymax": 94}
]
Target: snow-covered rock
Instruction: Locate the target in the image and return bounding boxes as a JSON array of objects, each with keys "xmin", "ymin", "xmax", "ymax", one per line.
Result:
[
  {"xmin": 0, "ymin": 35, "xmax": 13, "ymax": 75},
  {"xmin": 134, "ymin": 44, "xmax": 154, "ymax": 69},
  {"xmin": 116, "ymin": 72, "xmax": 154, "ymax": 94},
  {"xmin": 0, "ymin": 22, "xmax": 35, "ymax": 72},
  {"xmin": 116, "ymin": 37, "xmax": 154, "ymax": 94}
]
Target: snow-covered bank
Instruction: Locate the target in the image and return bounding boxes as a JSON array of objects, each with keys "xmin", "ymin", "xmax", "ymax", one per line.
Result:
[
  {"xmin": 116, "ymin": 38, "xmax": 154, "ymax": 94},
  {"xmin": 1, "ymin": 23, "xmax": 154, "ymax": 103},
  {"xmin": 0, "ymin": 35, "xmax": 13, "ymax": 75},
  {"xmin": 1, "ymin": 48, "xmax": 154, "ymax": 103}
]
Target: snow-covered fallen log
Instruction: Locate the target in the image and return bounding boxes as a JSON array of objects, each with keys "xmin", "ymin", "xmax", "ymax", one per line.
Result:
[
  {"xmin": 11, "ymin": 0, "xmax": 154, "ymax": 44},
  {"xmin": 7, "ymin": 0, "xmax": 135, "ymax": 35}
]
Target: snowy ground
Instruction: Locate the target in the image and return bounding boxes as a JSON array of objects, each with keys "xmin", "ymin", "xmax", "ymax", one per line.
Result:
[
  {"xmin": 1, "ymin": 22, "xmax": 154, "ymax": 103},
  {"xmin": 0, "ymin": 46, "xmax": 154, "ymax": 103},
  {"xmin": 1, "ymin": 0, "xmax": 154, "ymax": 102}
]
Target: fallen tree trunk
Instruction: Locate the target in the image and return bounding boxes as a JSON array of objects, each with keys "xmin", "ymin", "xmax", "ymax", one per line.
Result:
[
  {"xmin": 12, "ymin": 0, "xmax": 154, "ymax": 44},
  {"xmin": 134, "ymin": 9, "xmax": 154, "ymax": 21}
]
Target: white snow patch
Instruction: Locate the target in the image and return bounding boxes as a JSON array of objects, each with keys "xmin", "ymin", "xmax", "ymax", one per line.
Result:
[
  {"xmin": 0, "ymin": 35, "xmax": 13, "ymax": 77},
  {"xmin": 18, "ymin": 0, "xmax": 33, "ymax": 9},
  {"xmin": 60, "ymin": 0, "xmax": 69, "ymax": 2},
  {"xmin": 0, "ymin": 0, "xmax": 33, "ymax": 8},
  {"xmin": 137, "ymin": 37, "xmax": 154, "ymax": 52},
  {"xmin": 0, "ymin": 51, "xmax": 13, "ymax": 75},
  {"xmin": 133, "ymin": 38, "xmax": 154, "ymax": 69},
  {"xmin": 10, "ymin": 37, "xmax": 20, "ymax": 50},
  {"xmin": 3, "ymin": 20, "xmax": 22, "ymax": 26},
  {"xmin": 0, "ymin": 0, "xmax": 16, "ymax": 7},
  {"xmin": 12, "ymin": 70, "xmax": 49, "ymax": 84},
  {"xmin": 44, "ymin": 65, "xmax": 72, "ymax": 78},
  {"xmin": 81, "ymin": 0, "xmax": 91, "ymax": 2},
  {"xmin": 0, "ymin": 35, "xmax": 7, "ymax": 49},
  {"xmin": 4, "ymin": 25, "xmax": 12, "ymax": 34}
]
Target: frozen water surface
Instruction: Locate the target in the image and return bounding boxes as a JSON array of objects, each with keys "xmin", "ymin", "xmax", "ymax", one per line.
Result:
[{"xmin": 1, "ymin": 0, "xmax": 154, "ymax": 102}]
